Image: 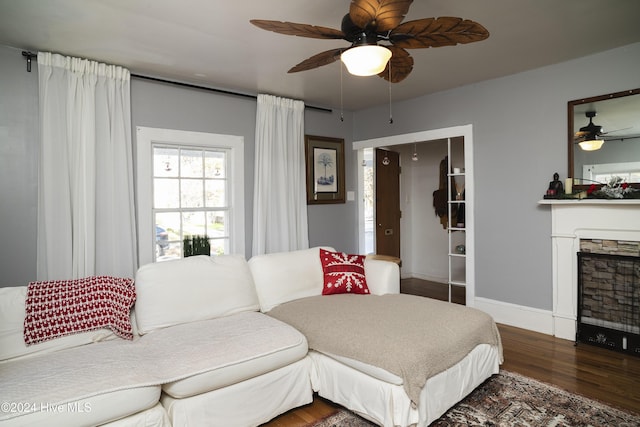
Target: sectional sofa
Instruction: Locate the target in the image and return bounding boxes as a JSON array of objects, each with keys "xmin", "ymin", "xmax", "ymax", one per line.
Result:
[{"xmin": 0, "ymin": 246, "xmax": 502, "ymax": 426}]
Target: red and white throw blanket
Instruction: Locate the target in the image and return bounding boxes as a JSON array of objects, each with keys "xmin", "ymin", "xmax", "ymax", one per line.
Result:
[
  {"xmin": 23, "ymin": 276, "xmax": 136, "ymax": 344},
  {"xmin": 267, "ymin": 293, "xmax": 504, "ymax": 404}
]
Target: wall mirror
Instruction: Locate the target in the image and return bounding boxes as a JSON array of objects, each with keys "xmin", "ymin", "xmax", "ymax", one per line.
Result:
[{"xmin": 568, "ymin": 88, "xmax": 640, "ymax": 189}]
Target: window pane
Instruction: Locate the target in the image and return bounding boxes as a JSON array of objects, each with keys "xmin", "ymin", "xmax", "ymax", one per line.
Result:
[
  {"xmin": 207, "ymin": 211, "xmax": 226, "ymax": 238},
  {"xmin": 181, "ymin": 149, "xmax": 203, "ymax": 178},
  {"xmin": 181, "ymin": 179, "xmax": 204, "ymax": 208},
  {"xmin": 154, "ymin": 178, "xmax": 179, "ymax": 208},
  {"xmin": 205, "ymin": 179, "xmax": 226, "ymax": 207},
  {"xmin": 210, "ymin": 238, "xmax": 228, "ymax": 256},
  {"xmin": 155, "ymin": 212, "xmax": 180, "ymax": 239},
  {"xmin": 205, "ymin": 151, "xmax": 226, "ymax": 178},
  {"xmin": 154, "ymin": 147, "xmax": 179, "ymax": 177},
  {"xmin": 154, "ymin": 212, "xmax": 180, "ymax": 261},
  {"xmin": 182, "ymin": 211, "xmax": 206, "ymax": 237}
]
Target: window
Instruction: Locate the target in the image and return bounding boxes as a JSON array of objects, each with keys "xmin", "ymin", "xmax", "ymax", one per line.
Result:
[
  {"xmin": 136, "ymin": 127, "xmax": 244, "ymax": 265},
  {"xmin": 583, "ymin": 161, "xmax": 640, "ymax": 184}
]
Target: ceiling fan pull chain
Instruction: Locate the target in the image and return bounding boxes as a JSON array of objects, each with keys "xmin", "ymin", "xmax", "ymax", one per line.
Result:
[
  {"xmin": 340, "ymin": 60, "xmax": 344, "ymax": 122},
  {"xmin": 388, "ymin": 63, "xmax": 394, "ymax": 124}
]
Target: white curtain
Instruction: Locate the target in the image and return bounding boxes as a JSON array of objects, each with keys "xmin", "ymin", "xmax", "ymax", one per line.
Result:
[
  {"xmin": 252, "ymin": 94, "xmax": 309, "ymax": 255},
  {"xmin": 37, "ymin": 52, "xmax": 137, "ymax": 280}
]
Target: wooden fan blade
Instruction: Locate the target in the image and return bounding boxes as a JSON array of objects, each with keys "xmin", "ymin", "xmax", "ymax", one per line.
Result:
[
  {"xmin": 288, "ymin": 48, "xmax": 344, "ymax": 73},
  {"xmin": 349, "ymin": 0, "xmax": 413, "ymax": 32},
  {"xmin": 378, "ymin": 46, "xmax": 413, "ymax": 83},
  {"xmin": 389, "ymin": 17, "xmax": 489, "ymax": 49},
  {"xmin": 250, "ymin": 19, "xmax": 345, "ymax": 39}
]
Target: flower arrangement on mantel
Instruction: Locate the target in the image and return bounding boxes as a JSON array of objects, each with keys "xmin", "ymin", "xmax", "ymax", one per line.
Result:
[{"xmin": 586, "ymin": 176, "xmax": 640, "ymax": 199}]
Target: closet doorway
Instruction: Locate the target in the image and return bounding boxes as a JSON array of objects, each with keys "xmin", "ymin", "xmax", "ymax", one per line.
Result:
[{"xmin": 355, "ymin": 125, "xmax": 475, "ymax": 306}]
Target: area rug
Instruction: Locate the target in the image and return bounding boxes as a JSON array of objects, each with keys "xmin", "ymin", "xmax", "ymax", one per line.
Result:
[{"xmin": 310, "ymin": 370, "xmax": 640, "ymax": 426}]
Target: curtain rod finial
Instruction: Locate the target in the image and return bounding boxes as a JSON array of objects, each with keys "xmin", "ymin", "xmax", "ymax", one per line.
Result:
[{"xmin": 22, "ymin": 51, "xmax": 36, "ymax": 72}]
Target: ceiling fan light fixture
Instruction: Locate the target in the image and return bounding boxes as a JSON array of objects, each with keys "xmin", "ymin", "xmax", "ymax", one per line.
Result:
[
  {"xmin": 578, "ymin": 139, "xmax": 605, "ymax": 151},
  {"xmin": 341, "ymin": 45, "xmax": 392, "ymax": 76}
]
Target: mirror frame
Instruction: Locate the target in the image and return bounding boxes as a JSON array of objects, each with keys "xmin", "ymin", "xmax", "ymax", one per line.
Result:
[{"xmin": 568, "ymin": 87, "xmax": 640, "ymax": 190}]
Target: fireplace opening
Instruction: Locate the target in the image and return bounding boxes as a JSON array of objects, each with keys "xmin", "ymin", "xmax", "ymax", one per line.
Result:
[{"xmin": 577, "ymin": 251, "xmax": 640, "ymax": 355}]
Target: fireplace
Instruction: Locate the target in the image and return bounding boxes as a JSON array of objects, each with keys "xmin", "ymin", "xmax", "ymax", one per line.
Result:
[
  {"xmin": 539, "ymin": 199, "xmax": 640, "ymax": 341},
  {"xmin": 577, "ymin": 247, "xmax": 640, "ymax": 354}
]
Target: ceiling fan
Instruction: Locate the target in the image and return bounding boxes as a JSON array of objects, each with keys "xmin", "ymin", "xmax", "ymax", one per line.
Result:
[
  {"xmin": 250, "ymin": 0, "xmax": 489, "ymax": 83},
  {"xmin": 574, "ymin": 111, "xmax": 634, "ymax": 151},
  {"xmin": 575, "ymin": 111, "xmax": 633, "ymax": 141}
]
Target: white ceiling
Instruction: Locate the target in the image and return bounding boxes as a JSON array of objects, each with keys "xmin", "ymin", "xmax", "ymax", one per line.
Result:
[{"xmin": 1, "ymin": 0, "xmax": 640, "ymax": 111}]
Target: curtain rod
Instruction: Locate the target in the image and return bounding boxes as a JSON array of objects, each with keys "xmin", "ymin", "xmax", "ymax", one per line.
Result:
[
  {"xmin": 20, "ymin": 50, "xmax": 332, "ymax": 113},
  {"xmin": 130, "ymin": 74, "xmax": 333, "ymax": 113}
]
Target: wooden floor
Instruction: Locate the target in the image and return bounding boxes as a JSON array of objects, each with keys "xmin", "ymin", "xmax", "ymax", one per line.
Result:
[
  {"xmin": 262, "ymin": 280, "xmax": 640, "ymax": 426},
  {"xmin": 400, "ymin": 277, "xmax": 466, "ymax": 305}
]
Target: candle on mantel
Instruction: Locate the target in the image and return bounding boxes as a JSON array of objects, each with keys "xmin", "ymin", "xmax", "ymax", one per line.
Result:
[{"xmin": 565, "ymin": 178, "xmax": 573, "ymax": 194}]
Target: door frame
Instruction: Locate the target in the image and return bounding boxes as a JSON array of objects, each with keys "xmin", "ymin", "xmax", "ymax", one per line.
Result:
[{"xmin": 353, "ymin": 124, "xmax": 475, "ymax": 306}]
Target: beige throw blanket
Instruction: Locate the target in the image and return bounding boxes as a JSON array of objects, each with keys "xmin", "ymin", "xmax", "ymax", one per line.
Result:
[{"xmin": 268, "ymin": 294, "xmax": 503, "ymax": 404}]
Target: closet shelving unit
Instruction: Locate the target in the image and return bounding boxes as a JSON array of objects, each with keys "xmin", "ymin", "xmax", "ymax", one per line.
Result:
[{"xmin": 446, "ymin": 138, "xmax": 466, "ymax": 303}]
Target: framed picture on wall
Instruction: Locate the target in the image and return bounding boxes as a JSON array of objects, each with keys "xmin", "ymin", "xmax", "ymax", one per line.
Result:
[{"xmin": 305, "ymin": 135, "xmax": 345, "ymax": 204}]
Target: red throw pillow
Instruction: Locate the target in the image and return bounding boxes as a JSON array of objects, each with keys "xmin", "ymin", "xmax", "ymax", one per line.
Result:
[
  {"xmin": 320, "ymin": 249, "xmax": 370, "ymax": 295},
  {"xmin": 23, "ymin": 276, "xmax": 136, "ymax": 345}
]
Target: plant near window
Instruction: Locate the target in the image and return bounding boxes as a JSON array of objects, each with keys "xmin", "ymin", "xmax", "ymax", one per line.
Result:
[
  {"xmin": 183, "ymin": 235, "xmax": 211, "ymax": 257},
  {"xmin": 587, "ymin": 176, "xmax": 640, "ymax": 199}
]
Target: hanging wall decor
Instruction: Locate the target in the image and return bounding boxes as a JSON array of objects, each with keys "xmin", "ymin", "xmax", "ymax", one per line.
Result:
[{"xmin": 305, "ymin": 135, "xmax": 346, "ymax": 204}]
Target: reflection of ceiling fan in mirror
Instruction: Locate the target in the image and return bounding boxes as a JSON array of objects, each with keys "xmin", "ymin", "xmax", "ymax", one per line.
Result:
[
  {"xmin": 250, "ymin": 0, "xmax": 489, "ymax": 83},
  {"xmin": 574, "ymin": 111, "xmax": 634, "ymax": 151}
]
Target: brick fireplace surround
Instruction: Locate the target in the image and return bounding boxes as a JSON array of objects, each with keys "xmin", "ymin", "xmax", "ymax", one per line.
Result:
[{"xmin": 539, "ymin": 199, "xmax": 640, "ymax": 341}]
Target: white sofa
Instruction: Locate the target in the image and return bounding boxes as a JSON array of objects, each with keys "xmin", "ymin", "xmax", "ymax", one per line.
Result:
[
  {"xmin": 0, "ymin": 246, "xmax": 501, "ymax": 427},
  {"xmin": 0, "ymin": 254, "xmax": 312, "ymax": 427},
  {"xmin": 249, "ymin": 247, "xmax": 502, "ymax": 427}
]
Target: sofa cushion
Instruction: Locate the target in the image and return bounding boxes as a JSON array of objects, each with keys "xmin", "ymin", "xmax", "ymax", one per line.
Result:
[
  {"xmin": 320, "ymin": 248, "xmax": 370, "ymax": 295},
  {"xmin": 23, "ymin": 276, "xmax": 136, "ymax": 345},
  {"xmin": 248, "ymin": 247, "xmax": 334, "ymax": 312},
  {"xmin": 0, "ymin": 335, "xmax": 167, "ymax": 427},
  {"xmin": 0, "ymin": 286, "xmax": 122, "ymax": 362},
  {"xmin": 134, "ymin": 255, "xmax": 259, "ymax": 335},
  {"xmin": 160, "ymin": 312, "xmax": 308, "ymax": 398},
  {"xmin": 0, "ymin": 385, "xmax": 161, "ymax": 427}
]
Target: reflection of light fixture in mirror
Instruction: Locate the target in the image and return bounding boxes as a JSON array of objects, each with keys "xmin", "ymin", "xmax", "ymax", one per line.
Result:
[
  {"xmin": 411, "ymin": 143, "xmax": 419, "ymax": 161},
  {"xmin": 382, "ymin": 154, "xmax": 390, "ymax": 166},
  {"xmin": 578, "ymin": 139, "xmax": 605, "ymax": 151},
  {"xmin": 341, "ymin": 45, "xmax": 392, "ymax": 76}
]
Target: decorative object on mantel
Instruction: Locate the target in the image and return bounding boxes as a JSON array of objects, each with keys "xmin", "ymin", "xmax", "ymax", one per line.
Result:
[
  {"xmin": 544, "ymin": 172, "xmax": 564, "ymax": 198},
  {"xmin": 586, "ymin": 176, "xmax": 640, "ymax": 199}
]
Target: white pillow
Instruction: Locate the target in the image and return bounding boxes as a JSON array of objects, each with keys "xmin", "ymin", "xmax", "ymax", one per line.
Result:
[
  {"xmin": 248, "ymin": 247, "xmax": 334, "ymax": 312},
  {"xmin": 0, "ymin": 286, "xmax": 118, "ymax": 363},
  {"xmin": 134, "ymin": 255, "xmax": 259, "ymax": 335}
]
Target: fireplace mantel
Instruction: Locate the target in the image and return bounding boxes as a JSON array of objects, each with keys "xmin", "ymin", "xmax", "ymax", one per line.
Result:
[{"xmin": 539, "ymin": 199, "xmax": 640, "ymax": 340}]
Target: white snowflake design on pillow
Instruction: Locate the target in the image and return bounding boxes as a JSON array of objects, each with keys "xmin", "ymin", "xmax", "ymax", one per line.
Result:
[{"xmin": 320, "ymin": 249, "xmax": 370, "ymax": 295}]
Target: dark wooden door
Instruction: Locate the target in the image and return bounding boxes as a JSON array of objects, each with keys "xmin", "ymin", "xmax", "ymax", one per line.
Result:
[{"xmin": 375, "ymin": 148, "xmax": 401, "ymax": 258}]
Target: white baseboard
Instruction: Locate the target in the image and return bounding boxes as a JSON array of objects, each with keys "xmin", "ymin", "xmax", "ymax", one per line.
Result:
[{"xmin": 474, "ymin": 297, "xmax": 559, "ymax": 338}]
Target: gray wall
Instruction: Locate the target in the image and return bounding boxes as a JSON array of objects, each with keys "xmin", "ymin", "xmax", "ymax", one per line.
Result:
[
  {"xmin": 0, "ymin": 45, "xmax": 39, "ymax": 287},
  {"xmin": 352, "ymin": 42, "xmax": 640, "ymax": 311}
]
